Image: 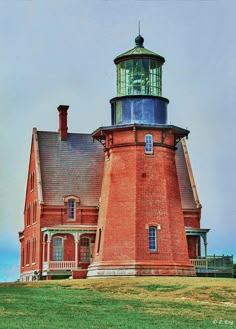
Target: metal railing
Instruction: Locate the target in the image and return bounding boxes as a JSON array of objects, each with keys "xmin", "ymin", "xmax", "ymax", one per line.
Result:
[{"xmin": 190, "ymin": 255, "xmax": 233, "ymax": 275}]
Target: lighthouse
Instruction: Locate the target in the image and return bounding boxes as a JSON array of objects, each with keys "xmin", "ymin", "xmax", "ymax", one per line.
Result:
[{"xmin": 87, "ymin": 35, "xmax": 196, "ymax": 277}]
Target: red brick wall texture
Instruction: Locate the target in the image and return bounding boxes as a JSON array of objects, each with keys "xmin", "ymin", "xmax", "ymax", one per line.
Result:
[{"xmin": 88, "ymin": 127, "xmax": 196, "ymax": 277}]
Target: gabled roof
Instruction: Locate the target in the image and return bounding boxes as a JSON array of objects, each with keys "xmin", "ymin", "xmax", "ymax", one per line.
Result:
[
  {"xmin": 36, "ymin": 131, "xmax": 199, "ymax": 210},
  {"xmin": 176, "ymin": 139, "xmax": 201, "ymax": 210},
  {"xmin": 37, "ymin": 131, "xmax": 104, "ymax": 207}
]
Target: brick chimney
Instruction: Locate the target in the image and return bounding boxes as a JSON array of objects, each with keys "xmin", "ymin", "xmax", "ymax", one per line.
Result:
[{"xmin": 57, "ymin": 105, "xmax": 69, "ymax": 140}]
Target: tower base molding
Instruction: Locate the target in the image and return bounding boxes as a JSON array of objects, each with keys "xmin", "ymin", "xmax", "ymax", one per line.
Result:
[{"xmin": 87, "ymin": 261, "xmax": 196, "ymax": 278}]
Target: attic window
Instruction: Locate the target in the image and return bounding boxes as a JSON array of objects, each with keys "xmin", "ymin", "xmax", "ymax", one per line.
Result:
[{"xmin": 68, "ymin": 199, "xmax": 76, "ymax": 220}]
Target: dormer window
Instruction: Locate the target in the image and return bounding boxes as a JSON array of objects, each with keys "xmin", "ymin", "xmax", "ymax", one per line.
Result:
[
  {"xmin": 68, "ymin": 199, "xmax": 76, "ymax": 220},
  {"xmin": 64, "ymin": 195, "xmax": 80, "ymax": 221},
  {"xmin": 145, "ymin": 134, "xmax": 153, "ymax": 154}
]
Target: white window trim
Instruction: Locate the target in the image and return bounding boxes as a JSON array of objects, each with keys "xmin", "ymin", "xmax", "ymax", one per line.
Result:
[
  {"xmin": 149, "ymin": 226, "xmax": 157, "ymax": 252},
  {"xmin": 145, "ymin": 134, "xmax": 153, "ymax": 154}
]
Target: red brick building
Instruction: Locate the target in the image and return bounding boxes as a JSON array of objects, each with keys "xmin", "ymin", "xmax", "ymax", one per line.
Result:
[{"xmin": 19, "ymin": 35, "xmax": 210, "ymax": 281}]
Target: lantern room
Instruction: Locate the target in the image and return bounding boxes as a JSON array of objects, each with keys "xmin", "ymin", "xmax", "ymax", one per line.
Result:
[{"xmin": 110, "ymin": 35, "xmax": 169, "ymax": 126}]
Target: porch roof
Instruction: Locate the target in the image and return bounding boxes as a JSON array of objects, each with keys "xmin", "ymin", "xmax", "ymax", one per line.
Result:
[
  {"xmin": 185, "ymin": 227, "xmax": 210, "ymax": 236},
  {"xmin": 42, "ymin": 224, "xmax": 97, "ymax": 234}
]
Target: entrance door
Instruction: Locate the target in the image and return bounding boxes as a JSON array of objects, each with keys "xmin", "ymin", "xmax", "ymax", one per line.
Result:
[{"xmin": 80, "ymin": 238, "xmax": 90, "ymax": 262}]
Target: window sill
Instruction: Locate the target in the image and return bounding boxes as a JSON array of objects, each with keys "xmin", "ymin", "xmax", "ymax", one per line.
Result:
[
  {"xmin": 145, "ymin": 154, "xmax": 155, "ymax": 157},
  {"xmin": 25, "ymin": 264, "xmax": 29, "ymax": 267},
  {"xmin": 32, "ymin": 262, "xmax": 36, "ymax": 265}
]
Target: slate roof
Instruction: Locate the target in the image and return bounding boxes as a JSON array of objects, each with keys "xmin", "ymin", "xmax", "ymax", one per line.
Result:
[
  {"xmin": 175, "ymin": 141, "xmax": 197, "ymax": 210},
  {"xmin": 37, "ymin": 131, "xmax": 197, "ymax": 210},
  {"xmin": 37, "ymin": 132, "xmax": 104, "ymax": 207}
]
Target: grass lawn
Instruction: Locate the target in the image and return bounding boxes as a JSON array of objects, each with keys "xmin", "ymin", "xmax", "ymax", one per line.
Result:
[{"xmin": 0, "ymin": 276, "xmax": 235, "ymax": 329}]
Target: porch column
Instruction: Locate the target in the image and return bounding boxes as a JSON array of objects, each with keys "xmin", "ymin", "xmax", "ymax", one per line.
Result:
[
  {"xmin": 47, "ymin": 233, "xmax": 51, "ymax": 264},
  {"xmin": 202, "ymin": 233, "xmax": 208, "ymax": 269},
  {"xmin": 74, "ymin": 233, "xmax": 80, "ymax": 269},
  {"xmin": 42, "ymin": 233, "xmax": 46, "ymax": 263}
]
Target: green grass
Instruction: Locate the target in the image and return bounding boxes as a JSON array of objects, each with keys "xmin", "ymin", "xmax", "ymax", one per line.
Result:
[
  {"xmin": 0, "ymin": 277, "xmax": 235, "ymax": 329},
  {"xmin": 139, "ymin": 284, "xmax": 186, "ymax": 292}
]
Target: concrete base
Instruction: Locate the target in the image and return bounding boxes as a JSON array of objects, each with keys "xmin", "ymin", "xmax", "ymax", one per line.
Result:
[{"xmin": 87, "ymin": 261, "xmax": 196, "ymax": 278}]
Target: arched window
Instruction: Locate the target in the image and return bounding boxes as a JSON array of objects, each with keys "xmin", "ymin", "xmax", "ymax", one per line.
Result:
[
  {"xmin": 145, "ymin": 134, "xmax": 153, "ymax": 154},
  {"xmin": 68, "ymin": 199, "xmax": 76, "ymax": 220},
  {"xmin": 53, "ymin": 237, "xmax": 63, "ymax": 261},
  {"xmin": 149, "ymin": 226, "xmax": 157, "ymax": 251},
  {"xmin": 80, "ymin": 238, "xmax": 90, "ymax": 262}
]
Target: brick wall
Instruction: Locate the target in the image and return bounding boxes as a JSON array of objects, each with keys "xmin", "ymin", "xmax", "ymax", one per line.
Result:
[{"xmin": 91, "ymin": 126, "xmax": 194, "ymax": 276}]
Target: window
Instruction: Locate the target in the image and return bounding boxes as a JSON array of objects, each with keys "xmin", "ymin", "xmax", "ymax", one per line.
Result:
[
  {"xmin": 145, "ymin": 134, "xmax": 153, "ymax": 154},
  {"xmin": 117, "ymin": 59, "xmax": 162, "ymax": 97},
  {"xmin": 30, "ymin": 172, "xmax": 34, "ymax": 191},
  {"xmin": 68, "ymin": 199, "xmax": 76, "ymax": 220},
  {"xmin": 115, "ymin": 101, "xmax": 122, "ymax": 124},
  {"xmin": 33, "ymin": 202, "xmax": 37, "ymax": 223},
  {"xmin": 26, "ymin": 240, "xmax": 30, "ymax": 265},
  {"xmin": 21, "ymin": 247, "xmax": 24, "ymax": 267},
  {"xmin": 97, "ymin": 228, "xmax": 102, "ymax": 254},
  {"xmin": 80, "ymin": 238, "xmax": 90, "ymax": 262},
  {"xmin": 149, "ymin": 227, "xmax": 157, "ymax": 251},
  {"xmin": 32, "ymin": 238, "xmax": 36, "ymax": 263},
  {"xmin": 26, "ymin": 205, "xmax": 31, "ymax": 226},
  {"xmin": 53, "ymin": 237, "xmax": 63, "ymax": 261}
]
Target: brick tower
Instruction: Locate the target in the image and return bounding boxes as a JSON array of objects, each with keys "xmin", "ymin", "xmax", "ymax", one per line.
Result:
[{"xmin": 87, "ymin": 35, "xmax": 195, "ymax": 277}]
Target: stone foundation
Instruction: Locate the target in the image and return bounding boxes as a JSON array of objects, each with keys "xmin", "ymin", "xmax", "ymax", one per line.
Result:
[{"xmin": 87, "ymin": 261, "xmax": 196, "ymax": 278}]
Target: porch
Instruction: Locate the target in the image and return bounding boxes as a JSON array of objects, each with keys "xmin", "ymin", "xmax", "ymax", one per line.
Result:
[
  {"xmin": 41, "ymin": 225, "xmax": 96, "ymax": 278},
  {"xmin": 190, "ymin": 255, "xmax": 234, "ymax": 277}
]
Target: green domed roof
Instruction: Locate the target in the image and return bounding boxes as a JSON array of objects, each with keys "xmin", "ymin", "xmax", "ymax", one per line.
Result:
[{"xmin": 114, "ymin": 35, "xmax": 165, "ymax": 64}]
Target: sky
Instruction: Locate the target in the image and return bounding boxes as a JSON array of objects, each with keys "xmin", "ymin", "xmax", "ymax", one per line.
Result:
[{"xmin": 0, "ymin": 0, "xmax": 235, "ymax": 282}]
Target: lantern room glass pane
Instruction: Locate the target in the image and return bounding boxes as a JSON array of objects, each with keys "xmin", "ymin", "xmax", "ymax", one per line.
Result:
[{"xmin": 117, "ymin": 59, "xmax": 162, "ymax": 97}]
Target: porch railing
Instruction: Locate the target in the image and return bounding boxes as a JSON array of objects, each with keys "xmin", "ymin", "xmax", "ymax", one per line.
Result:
[
  {"xmin": 43, "ymin": 261, "xmax": 77, "ymax": 271},
  {"xmin": 190, "ymin": 255, "xmax": 233, "ymax": 273},
  {"xmin": 190, "ymin": 258, "xmax": 207, "ymax": 268}
]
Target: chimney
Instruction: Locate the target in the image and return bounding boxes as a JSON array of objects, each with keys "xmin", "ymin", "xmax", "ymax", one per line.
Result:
[{"xmin": 57, "ymin": 105, "xmax": 69, "ymax": 140}]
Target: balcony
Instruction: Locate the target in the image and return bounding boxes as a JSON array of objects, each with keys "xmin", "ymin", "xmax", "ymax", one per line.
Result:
[{"xmin": 43, "ymin": 261, "xmax": 77, "ymax": 272}]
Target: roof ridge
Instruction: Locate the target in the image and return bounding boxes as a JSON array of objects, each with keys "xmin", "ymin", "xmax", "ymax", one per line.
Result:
[{"xmin": 37, "ymin": 131, "xmax": 92, "ymax": 136}]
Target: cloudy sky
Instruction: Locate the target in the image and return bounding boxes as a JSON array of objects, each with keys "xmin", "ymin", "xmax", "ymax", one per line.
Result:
[{"xmin": 0, "ymin": 0, "xmax": 235, "ymax": 282}]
